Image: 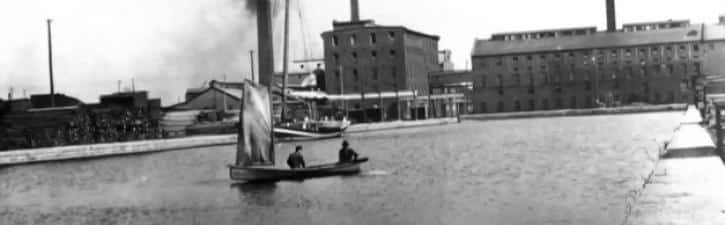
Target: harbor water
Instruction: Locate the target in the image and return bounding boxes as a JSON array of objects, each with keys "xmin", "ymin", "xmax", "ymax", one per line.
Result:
[{"xmin": 0, "ymin": 112, "xmax": 680, "ymax": 225}]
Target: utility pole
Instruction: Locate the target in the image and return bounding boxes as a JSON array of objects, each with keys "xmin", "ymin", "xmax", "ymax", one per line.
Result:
[
  {"xmin": 46, "ymin": 19, "xmax": 56, "ymax": 107},
  {"xmin": 280, "ymin": 0, "xmax": 290, "ymax": 121},
  {"xmin": 249, "ymin": 50, "xmax": 255, "ymax": 82}
]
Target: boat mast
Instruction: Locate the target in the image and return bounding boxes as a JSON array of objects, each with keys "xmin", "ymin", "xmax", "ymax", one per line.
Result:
[{"xmin": 281, "ymin": 0, "xmax": 290, "ymax": 122}]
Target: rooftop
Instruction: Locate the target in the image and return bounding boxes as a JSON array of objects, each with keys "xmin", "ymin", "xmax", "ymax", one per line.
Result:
[
  {"xmin": 473, "ymin": 24, "xmax": 725, "ymax": 57},
  {"xmin": 323, "ymin": 20, "xmax": 440, "ymax": 41}
]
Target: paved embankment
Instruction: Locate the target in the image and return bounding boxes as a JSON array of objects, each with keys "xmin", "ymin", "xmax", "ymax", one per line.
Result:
[
  {"xmin": 345, "ymin": 117, "xmax": 459, "ymax": 133},
  {"xmin": 0, "ymin": 135, "xmax": 236, "ymax": 166},
  {"xmin": 626, "ymin": 106, "xmax": 725, "ymax": 225},
  {"xmin": 461, "ymin": 104, "xmax": 686, "ymax": 121}
]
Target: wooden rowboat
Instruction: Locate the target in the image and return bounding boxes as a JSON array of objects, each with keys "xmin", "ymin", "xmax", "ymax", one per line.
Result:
[
  {"xmin": 229, "ymin": 158, "xmax": 368, "ymax": 182},
  {"xmin": 229, "ymin": 80, "xmax": 368, "ymax": 182}
]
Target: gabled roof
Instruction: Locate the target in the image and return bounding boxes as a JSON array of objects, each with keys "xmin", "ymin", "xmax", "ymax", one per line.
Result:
[{"xmin": 472, "ymin": 24, "xmax": 725, "ymax": 57}]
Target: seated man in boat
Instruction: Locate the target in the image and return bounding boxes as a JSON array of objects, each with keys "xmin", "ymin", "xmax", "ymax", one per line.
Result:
[
  {"xmin": 287, "ymin": 145, "xmax": 306, "ymax": 169},
  {"xmin": 338, "ymin": 140, "xmax": 359, "ymax": 163}
]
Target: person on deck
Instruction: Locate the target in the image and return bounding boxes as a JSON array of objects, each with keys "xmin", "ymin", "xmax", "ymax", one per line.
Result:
[
  {"xmin": 338, "ymin": 140, "xmax": 359, "ymax": 163},
  {"xmin": 287, "ymin": 145, "xmax": 306, "ymax": 169}
]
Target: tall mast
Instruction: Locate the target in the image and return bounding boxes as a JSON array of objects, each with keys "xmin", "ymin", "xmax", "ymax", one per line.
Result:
[{"xmin": 281, "ymin": 0, "xmax": 290, "ymax": 121}]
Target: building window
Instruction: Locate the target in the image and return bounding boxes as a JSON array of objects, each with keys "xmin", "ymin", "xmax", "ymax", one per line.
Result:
[
  {"xmin": 496, "ymin": 58, "xmax": 503, "ymax": 66},
  {"xmin": 370, "ymin": 33, "xmax": 377, "ymax": 45},
  {"xmin": 638, "ymin": 48, "xmax": 646, "ymax": 57},
  {"xmin": 555, "ymin": 98, "xmax": 563, "ymax": 109},
  {"xmin": 350, "ymin": 34, "xmax": 357, "ymax": 46},
  {"xmin": 527, "ymin": 55, "xmax": 533, "ymax": 61},
  {"xmin": 513, "ymin": 56, "xmax": 519, "ymax": 63},
  {"xmin": 528, "ymin": 99, "xmax": 535, "ymax": 111},
  {"xmin": 497, "ymin": 101, "xmax": 505, "ymax": 112},
  {"xmin": 610, "ymin": 49, "xmax": 618, "ymax": 59},
  {"xmin": 332, "ymin": 36, "xmax": 339, "ymax": 47},
  {"xmin": 353, "ymin": 69, "xmax": 359, "ymax": 81},
  {"xmin": 388, "ymin": 31, "xmax": 395, "ymax": 41},
  {"xmin": 391, "ymin": 66, "xmax": 397, "ymax": 78},
  {"xmin": 390, "ymin": 50, "xmax": 396, "ymax": 58},
  {"xmin": 570, "ymin": 96, "xmax": 577, "ymax": 109},
  {"xmin": 371, "ymin": 51, "xmax": 377, "ymax": 60},
  {"xmin": 480, "ymin": 74, "xmax": 487, "ymax": 88},
  {"xmin": 372, "ymin": 68, "xmax": 378, "ymax": 81},
  {"xmin": 667, "ymin": 64, "xmax": 673, "ymax": 74},
  {"xmin": 695, "ymin": 62, "xmax": 701, "ymax": 74},
  {"xmin": 514, "ymin": 73, "xmax": 521, "ymax": 86},
  {"xmin": 496, "ymin": 74, "xmax": 503, "ymax": 87},
  {"xmin": 333, "ymin": 53, "xmax": 340, "ymax": 62},
  {"xmin": 693, "ymin": 44, "xmax": 699, "ymax": 52},
  {"xmin": 352, "ymin": 52, "xmax": 358, "ymax": 63}
]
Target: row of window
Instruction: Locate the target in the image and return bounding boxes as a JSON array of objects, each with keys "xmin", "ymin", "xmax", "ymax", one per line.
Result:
[
  {"xmin": 332, "ymin": 49, "xmax": 397, "ymax": 64},
  {"xmin": 331, "ymin": 31, "xmax": 397, "ymax": 47},
  {"xmin": 478, "ymin": 43, "xmax": 712, "ymax": 69},
  {"xmin": 479, "ymin": 92, "xmax": 681, "ymax": 113},
  {"xmin": 476, "ymin": 64, "xmax": 698, "ymax": 88}
]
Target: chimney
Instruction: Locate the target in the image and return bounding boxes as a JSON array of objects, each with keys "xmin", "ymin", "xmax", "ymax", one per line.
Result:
[
  {"xmin": 256, "ymin": 0, "xmax": 274, "ymax": 87},
  {"xmin": 350, "ymin": 0, "xmax": 359, "ymax": 21},
  {"xmin": 606, "ymin": 0, "xmax": 616, "ymax": 32}
]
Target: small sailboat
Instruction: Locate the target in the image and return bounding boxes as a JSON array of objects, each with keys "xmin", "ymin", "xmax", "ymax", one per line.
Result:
[{"xmin": 228, "ymin": 80, "xmax": 368, "ymax": 182}]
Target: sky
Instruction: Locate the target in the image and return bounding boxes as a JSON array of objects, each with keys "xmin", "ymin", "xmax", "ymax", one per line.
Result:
[{"xmin": 1, "ymin": 0, "xmax": 724, "ymax": 105}]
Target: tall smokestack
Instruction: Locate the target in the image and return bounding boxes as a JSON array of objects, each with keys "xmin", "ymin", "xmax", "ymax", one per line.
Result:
[
  {"xmin": 606, "ymin": 0, "xmax": 616, "ymax": 32},
  {"xmin": 350, "ymin": 0, "xmax": 359, "ymax": 21},
  {"xmin": 256, "ymin": 0, "xmax": 274, "ymax": 87}
]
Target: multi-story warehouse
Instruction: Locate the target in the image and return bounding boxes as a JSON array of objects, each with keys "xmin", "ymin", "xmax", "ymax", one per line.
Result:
[
  {"xmin": 431, "ymin": 2, "xmax": 725, "ymax": 114},
  {"xmin": 319, "ymin": 0, "xmax": 440, "ymax": 121}
]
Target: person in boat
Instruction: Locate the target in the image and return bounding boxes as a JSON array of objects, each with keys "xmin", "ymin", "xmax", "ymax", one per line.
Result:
[
  {"xmin": 287, "ymin": 145, "xmax": 306, "ymax": 169},
  {"xmin": 338, "ymin": 140, "xmax": 359, "ymax": 163}
]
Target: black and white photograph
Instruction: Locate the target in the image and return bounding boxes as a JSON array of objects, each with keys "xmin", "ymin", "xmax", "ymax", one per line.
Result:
[{"xmin": 1, "ymin": 0, "xmax": 725, "ymax": 224}]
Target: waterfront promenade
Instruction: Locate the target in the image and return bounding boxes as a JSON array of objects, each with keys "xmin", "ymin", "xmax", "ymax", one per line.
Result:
[{"xmin": 627, "ymin": 106, "xmax": 724, "ymax": 225}]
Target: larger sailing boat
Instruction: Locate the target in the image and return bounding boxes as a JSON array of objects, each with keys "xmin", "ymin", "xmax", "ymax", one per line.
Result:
[{"xmin": 228, "ymin": 80, "xmax": 367, "ymax": 182}]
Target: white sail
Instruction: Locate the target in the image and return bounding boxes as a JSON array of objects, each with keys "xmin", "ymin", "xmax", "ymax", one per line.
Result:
[{"xmin": 236, "ymin": 80, "xmax": 275, "ymax": 166}]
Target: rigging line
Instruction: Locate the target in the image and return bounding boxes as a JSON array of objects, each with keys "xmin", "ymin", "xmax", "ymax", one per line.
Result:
[{"xmin": 296, "ymin": 0, "xmax": 310, "ymax": 60}]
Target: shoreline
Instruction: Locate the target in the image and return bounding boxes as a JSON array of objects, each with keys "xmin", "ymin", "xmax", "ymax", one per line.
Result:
[
  {"xmin": 0, "ymin": 105, "xmax": 687, "ymax": 166},
  {"xmin": 461, "ymin": 104, "xmax": 687, "ymax": 121}
]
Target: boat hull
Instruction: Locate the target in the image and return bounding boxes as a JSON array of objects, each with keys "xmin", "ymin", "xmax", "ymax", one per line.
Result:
[
  {"xmin": 229, "ymin": 158, "xmax": 369, "ymax": 181},
  {"xmin": 273, "ymin": 127, "xmax": 343, "ymax": 141}
]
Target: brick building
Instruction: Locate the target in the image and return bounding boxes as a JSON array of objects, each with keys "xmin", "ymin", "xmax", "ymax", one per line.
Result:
[
  {"xmin": 431, "ymin": 19, "xmax": 725, "ymax": 114},
  {"xmin": 320, "ymin": 16, "xmax": 440, "ymax": 121}
]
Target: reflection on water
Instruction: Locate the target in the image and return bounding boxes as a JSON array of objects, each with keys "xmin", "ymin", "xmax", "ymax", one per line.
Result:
[
  {"xmin": 0, "ymin": 112, "xmax": 680, "ymax": 225},
  {"xmin": 231, "ymin": 182, "xmax": 278, "ymax": 206}
]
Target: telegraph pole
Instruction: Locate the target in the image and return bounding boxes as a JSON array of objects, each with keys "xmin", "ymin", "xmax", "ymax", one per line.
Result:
[{"xmin": 46, "ymin": 19, "xmax": 56, "ymax": 107}]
